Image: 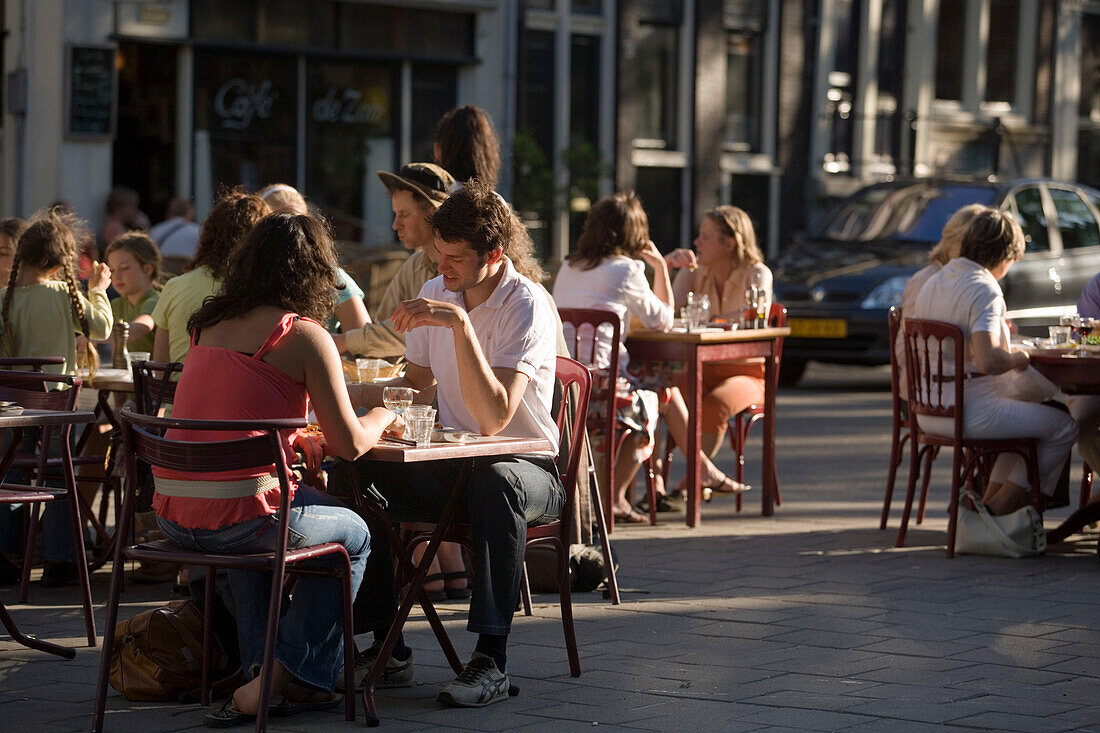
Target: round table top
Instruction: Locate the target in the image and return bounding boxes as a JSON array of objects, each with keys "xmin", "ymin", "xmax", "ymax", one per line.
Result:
[{"xmin": 1028, "ymin": 348, "xmax": 1100, "ymax": 395}]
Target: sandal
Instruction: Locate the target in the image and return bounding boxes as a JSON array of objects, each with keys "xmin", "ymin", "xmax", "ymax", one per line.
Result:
[
  {"xmin": 422, "ymin": 573, "xmax": 447, "ymax": 603},
  {"xmin": 271, "ymin": 684, "xmax": 342, "ymax": 718},
  {"xmin": 613, "ymin": 508, "xmax": 648, "ymax": 524},
  {"xmin": 442, "ymin": 570, "xmax": 472, "ymax": 600},
  {"xmin": 707, "ymin": 476, "xmax": 751, "ymax": 495},
  {"xmin": 203, "ymin": 697, "xmax": 255, "ymax": 728}
]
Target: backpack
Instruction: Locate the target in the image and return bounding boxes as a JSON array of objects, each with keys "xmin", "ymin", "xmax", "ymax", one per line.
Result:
[{"xmin": 109, "ymin": 600, "xmax": 227, "ymax": 701}]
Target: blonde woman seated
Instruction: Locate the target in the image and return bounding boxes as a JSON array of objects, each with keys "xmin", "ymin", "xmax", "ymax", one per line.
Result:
[
  {"xmin": 895, "ymin": 203, "xmax": 990, "ymax": 394},
  {"xmin": 552, "ymin": 192, "xmax": 674, "ymax": 522},
  {"xmin": 910, "ymin": 209, "xmax": 1077, "ymax": 515},
  {"xmin": 660, "ymin": 206, "xmax": 771, "ymax": 495}
]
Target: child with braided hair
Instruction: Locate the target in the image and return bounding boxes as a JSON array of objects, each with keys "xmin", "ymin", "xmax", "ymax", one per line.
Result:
[{"xmin": 0, "ymin": 207, "xmax": 112, "ymax": 587}]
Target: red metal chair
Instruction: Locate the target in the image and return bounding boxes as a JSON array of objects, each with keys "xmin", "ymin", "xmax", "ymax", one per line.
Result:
[
  {"xmin": 557, "ymin": 307, "xmax": 657, "ymax": 529},
  {"xmin": 131, "ymin": 360, "xmax": 183, "ymax": 415},
  {"xmin": 660, "ymin": 302, "xmax": 787, "ymax": 513},
  {"xmin": 0, "ymin": 371, "xmax": 96, "ymax": 646},
  {"xmin": 92, "ymin": 410, "xmax": 357, "ymax": 733},
  {"xmin": 898, "ymin": 318, "xmax": 1043, "ymax": 558},
  {"xmin": 0, "ymin": 356, "xmax": 66, "ymax": 371},
  {"xmin": 399, "ymin": 356, "xmax": 591, "ymax": 681},
  {"xmin": 0, "ymin": 486, "xmax": 76, "ymax": 659}
]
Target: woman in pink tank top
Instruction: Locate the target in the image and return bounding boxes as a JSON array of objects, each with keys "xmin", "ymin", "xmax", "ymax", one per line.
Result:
[{"xmin": 154, "ymin": 213, "xmax": 398, "ymax": 722}]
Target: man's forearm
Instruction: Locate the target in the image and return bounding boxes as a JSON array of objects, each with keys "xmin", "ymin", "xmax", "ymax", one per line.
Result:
[
  {"xmin": 342, "ymin": 320, "xmax": 407, "ymax": 358},
  {"xmin": 451, "ymin": 320, "xmax": 511, "ymax": 433}
]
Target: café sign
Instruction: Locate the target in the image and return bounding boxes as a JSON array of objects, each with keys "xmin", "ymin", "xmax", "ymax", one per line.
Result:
[
  {"xmin": 214, "ymin": 78, "xmax": 277, "ymax": 130},
  {"xmin": 311, "ymin": 86, "xmax": 387, "ymax": 126}
]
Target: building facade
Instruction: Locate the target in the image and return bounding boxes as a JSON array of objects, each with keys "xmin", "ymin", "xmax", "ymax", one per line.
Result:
[{"xmin": 2, "ymin": 0, "xmax": 1097, "ymax": 264}]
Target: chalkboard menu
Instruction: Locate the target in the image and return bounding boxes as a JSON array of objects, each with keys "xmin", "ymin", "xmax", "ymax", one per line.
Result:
[{"xmin": 66, "ymin": 45, "xmax": 116, "ymax": 138}]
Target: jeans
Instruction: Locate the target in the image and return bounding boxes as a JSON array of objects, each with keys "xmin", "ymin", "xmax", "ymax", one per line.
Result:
[
  {"xmin": 0, "ymin": 427, "xmax": 77, "ymax": 561},
  {"xmin": 158, "ymin": 485, "xmax": 370, "ymax": 691},
  {"xmin": 353, "ymin": 454, "xmax": 564, "ymax": 637}
]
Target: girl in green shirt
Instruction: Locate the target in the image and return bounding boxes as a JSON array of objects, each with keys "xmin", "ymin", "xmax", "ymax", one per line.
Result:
[{"xmin": 105, "ymin": 232, "xmax": 162, "ymax": 354}]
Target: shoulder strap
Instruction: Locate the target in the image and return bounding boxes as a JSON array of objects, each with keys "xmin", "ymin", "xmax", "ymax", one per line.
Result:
[{"xmin": 961, "ymin": 490, "xmax": 1044, "ymax": 555}]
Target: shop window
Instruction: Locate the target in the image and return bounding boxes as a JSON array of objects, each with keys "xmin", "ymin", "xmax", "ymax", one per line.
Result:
[
  {"xmin": 725, "ymin": 30, "xmax": 762, "ymax": 151},
  {"xmin": 633, "ymin": 22, "xmax": 679, "ymax": 146},
  {"xmin": 638, "ymin": 0, "xmax": 682, "ymax": 25},
  {"xmin": 727, "ymin": 174, "xmax": 769, "ymax": 255},
  {"xmin": 114, "ymin": 43, "xmax": 178, "ymax": 221},
  {"xmin": 515, "ymin": 27, "xmax": 556, "ymax": 253},
  {"xmin": 934, "ymin": 0, "xmax": 965, "ymax": 102},
  {"xmin": 193, "ymin": 51, "xmax": 297, "ymax": 200},
  {"xmin": 984, "ymin": 0, "xmax": 1019, "ymax": 105},
  {"xmin": 1078, "ymin": 12, "xmax": 1100, "ymax": 188},
  {"xmin": 305, "ymin": 59, "xmax": 396, "ymax": 243},
  {"xmin": 573, "ymin": 0, "xmax": 603, "ymax": 15},
  {"xmin": 257, "ymin": 0, "xmax": 335, "ymax": 48},
  {"xmin": 1048, "ymin": 188, "xmax": 1100, "ymax": 251},
  {"xmin": 410, "ymin": 66, "xmax": 457, "ymax": 165},
  {"xmin": 873, "ymin": 0, "xmax": 905, "ymax": 166},
  {"xmin": 191, "ymin": 0, "xmax": 255, "ymax": 41},
  {"xmin": 635, "ymin": 167, "xmax": 683, "ymax": 252},
  {"xmin": 339, "ymin": 6, "xmax": 474, "ymax": 61},
  {"xmin": 526, "ymin": 0, "xmax": 555, "ymax": 9},
  {"xmin": 823, "ymin": 0, "xmax": 858, "ymax": 173}
]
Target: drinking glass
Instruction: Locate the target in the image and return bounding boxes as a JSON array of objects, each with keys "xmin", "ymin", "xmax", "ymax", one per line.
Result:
[
  {"xmin": 408, "ymin": 415, "xmax": 434, "ymax": 448},
  {"xmin": 695, "ymin": 294, "xmax": 711, "ymax": 326},
  {"xmin": 382, "ymin": 387, "xmax": 414, "ymax": 415},
  {"xmin": 1048, "ymin": 325, "xmax": 1071, "ymax": 347},
  {"xmin": 127, "ymin": 351, "xmax": 151, "ymax": 369},
  {"xmin": 680, "ymin": 306, "xmax": 698, "ymax": 332},
  {"xmin": 405, "ymin": 404, "xmax": 436, "ymax": 422}
]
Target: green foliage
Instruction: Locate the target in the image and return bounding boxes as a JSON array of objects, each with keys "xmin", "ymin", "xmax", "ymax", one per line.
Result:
[{"xmin": 512, "ymin": 132, "xmax": 610, "ymax": 222}]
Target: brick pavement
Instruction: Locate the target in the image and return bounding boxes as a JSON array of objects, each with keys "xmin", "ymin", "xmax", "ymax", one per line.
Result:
[{"xmin": 1, "ymin": 364, "xmax": 1097, "ymax": 731}]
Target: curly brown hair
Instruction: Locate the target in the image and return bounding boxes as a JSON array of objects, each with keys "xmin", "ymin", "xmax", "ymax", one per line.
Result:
[
  {"xmin": 0, "ymin": 218, "xmax": 27, "ymax": 247},
  {"xmin": 187, "ymin": 189, "xmax": 270, "ymax": 280},
  {"xmin": 567, "ymin": 192, "xmax": 650, "ymax": 271},
  {"xmin": 435, "ymin": 106, "xmax": 501, "ymax": 186},
  {"xmin": 429, "ymin": 179, "xmax": 544, "ymax": 282},
  {"xmin": 187, "ymin": 213, "xmax": 339, "ymax": 333}
]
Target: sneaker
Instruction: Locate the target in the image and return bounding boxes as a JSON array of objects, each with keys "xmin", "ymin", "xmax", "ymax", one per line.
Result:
[
  {"xmin": 437, "ymin": 652, "xmax": 509, "ymax": 708},
  {"xmin": 335, "ymin": 641, "xmax": 414, "ymax": 692}
]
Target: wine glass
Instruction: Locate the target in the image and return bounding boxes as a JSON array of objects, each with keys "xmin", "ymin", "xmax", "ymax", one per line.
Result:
[{"xmin": 382, "ymin": 386, "xmax": 414, "ymax": 415}]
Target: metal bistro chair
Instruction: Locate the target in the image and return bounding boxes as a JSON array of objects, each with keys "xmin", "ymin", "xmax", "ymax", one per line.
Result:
[
  {"xmin": 557, "ymin": 307, "xmax": 658, "ymax": 529},
  {"xmin": 898, "ymin": 318, "xmax": 1043, "ymax": 558},
  {"xmin": 0, "ymin": 371, "xmax": 96, "ymax": 646},
  {"xmin": 398, "ymin": 357, "xmax": 591, "ymax": 684},
  {"xmin": 661, "ymin": 302, "xmax": 787, "ymax": 513},
  {"xmin": 131, "ymin": 360, "xmax": 184, "ymax": 415},
  {"xmin": 0, "ymin": 356, "xmax": 66, "ymax": 371},
  {"xmin": 93, "ymin": 410, "xmax": 357, "ymax": 733}
]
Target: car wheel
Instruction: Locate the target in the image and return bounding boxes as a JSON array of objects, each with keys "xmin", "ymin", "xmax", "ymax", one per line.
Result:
[{"xmin": 778, "ymin": 358, "xmax": 807, "ymax": 387}]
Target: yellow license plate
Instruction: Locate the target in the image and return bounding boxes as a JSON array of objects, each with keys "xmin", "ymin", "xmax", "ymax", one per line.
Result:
[{"xmin": 788, "ymin": 318, "xmax": 848, "ymax": 338}]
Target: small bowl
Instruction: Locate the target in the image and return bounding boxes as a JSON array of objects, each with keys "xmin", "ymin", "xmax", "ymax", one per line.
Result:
[
  {"xmin": 0, "ymin": 406, "xmax": 24, "ymax": 416},
  {"xmin": 0, "ymin": 401, "xmax": 15, "ymax": 408},
  {"xmin": 442, "ymin": 430, "xmax": 471, "ymax": 443}
]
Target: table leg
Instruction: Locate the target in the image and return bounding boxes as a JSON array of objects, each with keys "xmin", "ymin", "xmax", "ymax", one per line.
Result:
[
  {"xmin": 62, "ymin": 431, "xmax": 96, "ymax": 647},
  {"xmin": 687, "ymin": 349, "xmax": 702, "ymax": 528},
  {"xmin": 762, "ymin": 343, "xmax": 777, "ymax": 516},
  {"xmin": 362, "ymin": 461, "xmax": 471, "ymax": 727}
]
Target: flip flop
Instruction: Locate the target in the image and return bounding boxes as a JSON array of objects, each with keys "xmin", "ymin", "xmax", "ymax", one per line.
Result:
[
  {"xmin": 271, "ymin": 688, "xmax": 342, "ymax": 718},
  {"xmin": 203, "ymin": 698, "xmax": 255, "ymax": 728},
  {"xmin": 708, "ymin": 477, "xmax": 751, "ymax": 495},
  {"xmin": 613, "ymin": 508, "xmax": 648, "ymax": 524}
]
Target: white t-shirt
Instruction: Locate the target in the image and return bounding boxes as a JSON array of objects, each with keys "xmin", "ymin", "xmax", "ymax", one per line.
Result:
[
  {"xmin": 552, "ymin": 255, "xmax": 673, "ymax": 373},
  {"xmin": 406, "ymin": 256, "xmax": 559, "ymax": 455},
  {"xmin": 148, "ymin": 217, "xmax": 201, "ymax": 259},
  {"xmin": 911, "ymin": 257, "xmax": 1008, "ymax": 376}
]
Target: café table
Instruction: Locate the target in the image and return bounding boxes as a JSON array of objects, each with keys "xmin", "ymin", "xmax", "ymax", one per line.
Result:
[
  {"xmin": 81, "ymin": 367, "xmax": 134, "ymax": 432},
  {"xmin": 625, "ymin": 326, "xmax": 789, "ymax": 526},
  {"xmin": 1029, "ymin": 348, "xmax": 1100, "ymax": 395},
  {"xmin": 358, "ymin": 433, "xmax": 553, "ymax": 726},
  {"xmin": 0, "ymin": 407, "xmax": 97, "ymax": 653}
]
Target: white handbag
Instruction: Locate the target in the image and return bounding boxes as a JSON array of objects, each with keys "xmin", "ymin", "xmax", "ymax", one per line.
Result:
[{"xmin": 955, "ymin": 490, "xmax": 1046, "ymax": 558}]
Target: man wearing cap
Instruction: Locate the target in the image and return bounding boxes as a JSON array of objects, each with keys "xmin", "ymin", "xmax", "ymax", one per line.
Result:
[{"xmin": 332, "ymin": 162, "xmax": 455, "ymax": 358}]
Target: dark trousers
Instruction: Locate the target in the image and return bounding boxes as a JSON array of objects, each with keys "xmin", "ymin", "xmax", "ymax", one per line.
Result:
[{"xmin": 353, "ymin": 454, "xmax": 563, "ymax": 636}]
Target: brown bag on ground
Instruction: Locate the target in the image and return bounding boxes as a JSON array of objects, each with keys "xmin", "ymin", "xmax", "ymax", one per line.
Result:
[{"xmin": 109, "ymin": 600, "xmax": 227, "ymax": 701}]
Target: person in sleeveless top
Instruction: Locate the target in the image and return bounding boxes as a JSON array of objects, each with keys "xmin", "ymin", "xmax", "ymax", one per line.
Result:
[{"xmin": 153, "ymin": 213, "xmax": 402, "ymax": 722}]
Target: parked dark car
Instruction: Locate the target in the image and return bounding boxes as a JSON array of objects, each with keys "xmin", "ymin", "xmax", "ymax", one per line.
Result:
[{"xmin": 773, "ymin": 178, "xmax": 1100, "ymax": 385}]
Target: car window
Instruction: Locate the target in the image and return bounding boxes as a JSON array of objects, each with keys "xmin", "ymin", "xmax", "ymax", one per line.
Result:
[
  {"xmin": 1009, "ymin": 187, "xmax": 1050, "ymax": 253},
  {"xmin": 814, "ymin": 185, "xmax": 997, "ymax": 243},
  {"xmin": 1048, "ymin": 187, "xmax": 1100, "ymax": 250}
]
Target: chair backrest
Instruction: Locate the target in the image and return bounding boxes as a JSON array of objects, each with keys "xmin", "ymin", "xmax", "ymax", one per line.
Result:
[
  {"xmin": 0, "ymin": 372, "xmax": 80, "ymax": 410},
  {"xmin": 116, "ymin": 408, "xmax": 307, "ymax": 559},
  {"xmin": 131, "ymin": 360, "xmax": 184, "ymax": 415},
  {"xmin": 0, "ymin": 356, "xmax": 66, "ymax": 372},
  {"xmin": 902, "ymin": 318, "xmax": 965, "ymax": 442},
  {"xmin": 553, "ymin": 356, "xmax": 592, "ymax": 531},
  {"xmin": 557, "ymin": 308, "xmax": 619, "ymax": 437}
]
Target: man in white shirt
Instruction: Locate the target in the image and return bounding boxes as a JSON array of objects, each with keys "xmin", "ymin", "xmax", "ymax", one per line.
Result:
[
  {"xmin": 350, "ymin": 180, "xmax": 562, "ymax": 708},
  {"xmin": 147, "ymin": 197, "xmax": 201, "ymax": 261}
]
